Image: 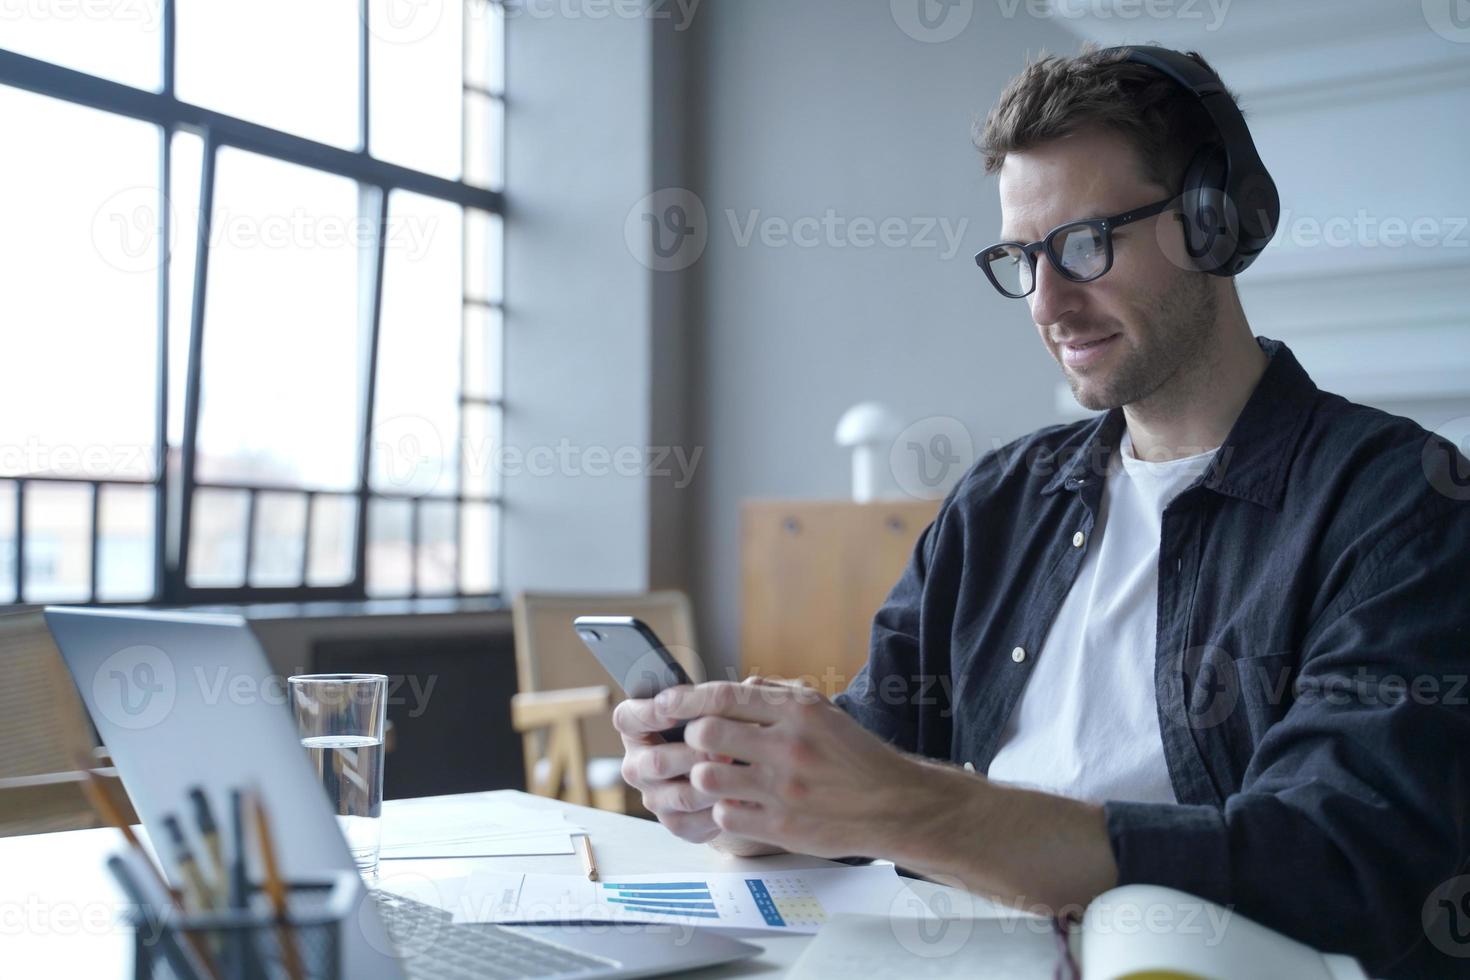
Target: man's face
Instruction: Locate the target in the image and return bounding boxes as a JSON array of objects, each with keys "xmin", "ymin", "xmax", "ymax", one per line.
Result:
[{"xmin": 997, "ymin": 125, "xmax": 1218, "ymax": 412}]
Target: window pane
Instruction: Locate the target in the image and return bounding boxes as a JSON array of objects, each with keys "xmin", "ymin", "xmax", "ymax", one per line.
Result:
[
  {"xmin": 464, "ymin": 208, "xmax": 503, "ymax": 304},
  {"xmin": 371, "ymin": 192, "xmax": 462, "ymax": 497},
  {"xmin": 0, "ymin": 88, "xmax": 157, "ymax": 481},
  {"xmin": 366, "ymin": 498, "xmax": 412, "ymax": 597},
  {"xmin": 416, "ymin": 500, "xmax": 456, "ymax": 596},
  {"xmin": 462, "ymin": 305, "xmax": 502, "ymax": 401},
  {"xmin": 98, "ymin": 485, "xmax": 155, "ymax": 601},
  {"xmin": 459, "ymin": 502, "xmax": 496, "ymax": 594},
  {"xmin": 187, "ymin": 488, "xmax": 248, "ymax": 588},
  {"xmin": 306, "ymin": 495, "xmax": 356, "ymax": 587},
  {"xmin": 250, "ymin": 491, "xmax": 307, "ymax": 587},
  {"xmin": 167, "ymin": 131, "xmax": 205, "ymax": 449},
  {"xmin": 465, "ymin": 0, "xmax": 504, "ymax": 95},
  {"xmin": 0, "ymin": 0, "xmax": 162, "ymax": 90},
  {"xmin": 23, "ymin": 482, "xmax": 92, "ymax": 603},
  {"xmin": 461, "ymin": 404, "xmax": 501, "ymax": 498},
  {"xmin": 463, "ymin": 91, "xmax": 503, "ymax": 191},
  {"xmin": 196, "ymin": 149, "xmax": 362, "ymax": 491},
  {"xmin": 175, "ymin": 1, "xmax": 359, "ymax": 148},
  {"xmin": 368, "ymin": 0, "xmax": 462, "ymax": 178},
  {"xmin": 0, "ymin": 482, "xmax": 15, "ymax": 602}
]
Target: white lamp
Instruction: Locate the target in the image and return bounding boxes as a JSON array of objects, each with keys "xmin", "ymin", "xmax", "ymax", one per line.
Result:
[{"xmin": 834, "ymin": 402, "xmax": 902, "ymax": 502}]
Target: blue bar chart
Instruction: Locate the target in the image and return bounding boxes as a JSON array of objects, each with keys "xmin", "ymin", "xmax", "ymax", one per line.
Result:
[{"xmin": 601, "ymin": 881, "xmax": 720, "ymax": 919}]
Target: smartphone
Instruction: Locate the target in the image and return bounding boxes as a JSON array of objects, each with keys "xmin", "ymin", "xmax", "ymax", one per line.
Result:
[{"xmin": 573, "ymin": 616, "xmax": 693, "ymax": 742}]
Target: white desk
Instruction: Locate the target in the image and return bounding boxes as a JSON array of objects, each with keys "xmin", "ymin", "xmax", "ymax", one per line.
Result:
[{"xmin": 0, "ymin": 790, "xmax": 984, "ymax": 978}]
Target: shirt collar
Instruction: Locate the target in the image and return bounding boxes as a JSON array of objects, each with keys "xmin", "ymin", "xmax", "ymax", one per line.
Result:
[{"xmin": 1040, "ymin": 337, "xmax": 1319, "ymax": 511}]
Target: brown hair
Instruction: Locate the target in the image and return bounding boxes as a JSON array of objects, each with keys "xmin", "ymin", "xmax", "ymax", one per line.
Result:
[{"xmin": 974, "ymin": 42, "xmax": 1238, "ymax": 195}]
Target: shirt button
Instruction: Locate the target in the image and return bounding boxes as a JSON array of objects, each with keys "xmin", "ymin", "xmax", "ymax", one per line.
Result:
[
  {"xmin": 1072, "ymin": 530, "xmax": 1086, "ymax": 548},
  {"xmin": 963, "ymin": 762, "xmax": 976, "ymax": 772},
  {"xmin": 1011, "ymin": 646, "xmax": 1027, "ymax": 663}
]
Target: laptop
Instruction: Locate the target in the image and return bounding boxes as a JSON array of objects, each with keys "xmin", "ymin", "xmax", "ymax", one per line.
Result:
[{"xmin": 45, "ymin": 606, "xmax": 761, "ymax": 979}]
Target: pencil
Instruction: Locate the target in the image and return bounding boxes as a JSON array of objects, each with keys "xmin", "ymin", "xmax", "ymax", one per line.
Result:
[
  {"xmin": 73, "ymin": 757, "xmax": 221, "ymax": 980},
  {"xmin": 250, "ymin": 792, "xmax": 306, "ymax": 980},
  {"xmin": 575, "ymin": 833, "xmax": 599, "ymax": 882}
]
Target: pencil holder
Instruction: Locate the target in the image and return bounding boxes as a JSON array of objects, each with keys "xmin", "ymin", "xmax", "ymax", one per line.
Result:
[{"xmin": 127, "ymin": 872, "xmax": 358, "ymax": 980}]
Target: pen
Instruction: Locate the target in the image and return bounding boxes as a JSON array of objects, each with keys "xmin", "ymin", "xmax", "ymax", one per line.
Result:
[
  {"xmin": 73, "ymin": 758, "xmax": 220, "ymax": 980},
  {"xmin": 162, "ymin": 814, "xmax": 215, "ymax": 912},
  {"xmin": 189, "ymin": 786, "xmax": 225, "ymax": 898},
  {"xmin": 251, "ymin": 792, "xmax": 306, "ymax": 980},
  {"xmin": 228, "ymin": 789, "xmax": 248, "ymax": 911},
  {"xmin": 108, "ymin": 853, "xmax": 206, "ymax": 980},
  {"xmin": 576, "ymin": 833, "xmax": 599, "ymax": 882}
]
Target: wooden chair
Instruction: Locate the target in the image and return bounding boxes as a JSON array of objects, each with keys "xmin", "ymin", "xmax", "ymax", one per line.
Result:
[
  {"xmin": 0, "ymin": 608, "xmax": 138, "ymax": 837},
  {"xmin": 511, "ymin": 591, "xmax": 704, "ymax": 813}
]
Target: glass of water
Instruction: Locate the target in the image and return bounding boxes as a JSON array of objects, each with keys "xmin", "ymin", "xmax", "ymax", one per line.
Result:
[{"xmin": 288, "ymin": 673, "xmax": 387, "ymax": 877}]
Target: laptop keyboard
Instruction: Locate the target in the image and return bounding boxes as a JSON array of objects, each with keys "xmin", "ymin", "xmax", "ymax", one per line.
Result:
[{"xmin": 372, "ymin": 890, "xmax": 619, "ymax": 979}]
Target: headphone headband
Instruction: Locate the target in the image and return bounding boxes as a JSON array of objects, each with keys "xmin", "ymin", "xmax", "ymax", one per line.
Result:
[{"xmin": 1098, "ymin": 45, "xmax": 1280, "ymax": 275}]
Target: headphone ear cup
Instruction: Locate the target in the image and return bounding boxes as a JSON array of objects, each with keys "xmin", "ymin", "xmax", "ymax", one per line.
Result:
[{"xmin": 1178, "ymin": 143, "xmax": 1239, "ymax": 275}]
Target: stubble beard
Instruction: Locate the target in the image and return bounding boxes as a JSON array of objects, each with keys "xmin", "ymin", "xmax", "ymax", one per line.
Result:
[{"xmin": 1065, "ymin": 270, "xmax": 1219, "ymax": 413}]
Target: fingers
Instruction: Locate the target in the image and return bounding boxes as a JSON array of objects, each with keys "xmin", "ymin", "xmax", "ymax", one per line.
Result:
[
  {"xmin": 611, "ymin": 687, "xmax": 693, "ymax": 738},
  {"xmin": 621, "ymin": 741, "xmax": 698, "ymax": 787},
  {"xmin": 690, "ymin": 758, "xmax": 769, "ymax": 804},
  {"xmin": 640, "ymin": 775, "xmax": 719, "ymax": 814},
  {"xmin": 656, "ymin": 680, "xmax": 808, "ymax": 726},
  {"xmin": 684, "ymin": 715, "xmax": 776, "ymax": 763},
  {"xmin": 711, "ymin": 798, "xmax": 768, "ymax": 840},
  {"xmin": 661, "ymin": 807, "xmax": 722, "ymax": 844}
]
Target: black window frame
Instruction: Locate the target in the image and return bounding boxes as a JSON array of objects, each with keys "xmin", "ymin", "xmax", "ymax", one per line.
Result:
[{"xmin": 0, "ymin": 0, "xmax": 506, "ymax": 606}]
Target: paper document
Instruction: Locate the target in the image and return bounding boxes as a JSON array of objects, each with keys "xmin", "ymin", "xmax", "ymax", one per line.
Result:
[
  {"xmin": 453, "ymin": 865, "xmax": 917, "ymax": 933},
  {"xmin": 787, "ymin": 913, "xmax": 1063, "ymax": 979},
  {"xmin": 380, "ymin": 798, "xmax": 581, "ymax": 859}
]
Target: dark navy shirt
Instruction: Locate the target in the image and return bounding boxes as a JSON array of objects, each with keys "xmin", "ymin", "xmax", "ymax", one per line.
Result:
[{"xmin": 835, "ymin": 336, "xmax": 1470, "ymax": 977}]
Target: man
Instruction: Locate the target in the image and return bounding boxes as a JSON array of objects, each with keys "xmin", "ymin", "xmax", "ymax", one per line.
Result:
[{"xmin": 614, "ymin": 45, "xmax": 1470, "ymax": 977}]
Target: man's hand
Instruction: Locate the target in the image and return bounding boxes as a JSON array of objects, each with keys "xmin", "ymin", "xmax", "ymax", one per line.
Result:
[
  {"xmin": 654, "ymin": 679, "xmax": 935, "ymax": 859},
  {"xmin": 611, "ymin": 678, "xmax": 781, "ymax": 855}
]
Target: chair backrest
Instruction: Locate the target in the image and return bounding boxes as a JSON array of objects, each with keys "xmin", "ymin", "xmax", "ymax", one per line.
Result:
[
  {"xmin": 0, "ymin": 607, "xmax": 125, "ymax": 836},
  {"xmin": 512, "ymin": 591, "xmax": 705, "ymax": 760},
  {"xmin": 0, "ymin": 607, "xmax": 98, "ymax": 780}
]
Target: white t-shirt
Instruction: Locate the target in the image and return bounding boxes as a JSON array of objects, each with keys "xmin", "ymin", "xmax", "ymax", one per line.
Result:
[{"xmin": 985, "ymin": 427, "xmax": 1218, "ymax": 805}]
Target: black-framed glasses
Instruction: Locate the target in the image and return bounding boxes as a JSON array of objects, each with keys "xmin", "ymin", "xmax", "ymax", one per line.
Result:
[{"xmin": 975, "ymin": 195, "xmax": 1175, "ymax": 298}]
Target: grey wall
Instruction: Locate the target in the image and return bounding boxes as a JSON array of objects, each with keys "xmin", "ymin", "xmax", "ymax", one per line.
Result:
[
  {"xmin": 681, "ymin": 0, "xmax": 1081, "ymax": 673},
  {"xmin": 501, "ymin": 4, "xmax": 655, "ymax": 596}
]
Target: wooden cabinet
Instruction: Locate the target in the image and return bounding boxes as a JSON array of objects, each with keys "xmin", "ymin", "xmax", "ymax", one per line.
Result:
[{"xmin": 740, "ymin": 499, "xmax": 940, "ymax": 696}]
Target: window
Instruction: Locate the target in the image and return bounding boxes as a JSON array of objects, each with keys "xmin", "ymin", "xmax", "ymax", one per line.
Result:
[{"xmin": 0, "ymin": 1, "xmax": 505, "ymax": 604}]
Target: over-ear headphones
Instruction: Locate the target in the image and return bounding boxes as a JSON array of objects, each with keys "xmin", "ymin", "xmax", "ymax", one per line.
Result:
[{"xmin": 1099, "ymin": 45, "xmax": 1280, "ymax": 277}]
